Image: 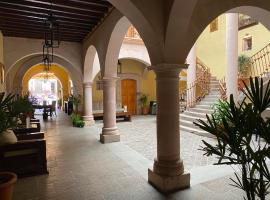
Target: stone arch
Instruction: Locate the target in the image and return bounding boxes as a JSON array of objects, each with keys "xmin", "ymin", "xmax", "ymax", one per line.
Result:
[
  {"xmin": 151, "ymin": 0, "xmax": 270, "ymax": 64},
  {"xmin": 228, "ymin": 6, "xmax": 270, "ymax": 31},
  {"xmin": 106, "ymin": 1, "xmax": 164, "ymax": 65},
  {"xmin": 119, "ymin": 57, "xmax": 150, "ymax": 67},
  {"xmin": 22, "ymin": 64, "xmax": 70, "ymax": 99},
  {"xmin": 178, "ymin": 1, "xmax": 270, "ymax": 62},
  {"xmin": 103, "ymin": 17, "xmax": 131, "ymax": 77},
  {"xmin": 83, "ymin": 45, "xmax": 101, "ymax": 83},
  {"xmin": 7, "ymin": 53, "xmax": 83, "ymax": 95}
]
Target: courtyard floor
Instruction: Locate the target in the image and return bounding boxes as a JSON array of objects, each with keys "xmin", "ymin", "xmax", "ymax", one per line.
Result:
[{"xmin": 12, "ymin": 112, "xmax": 261, "ymax": 200}]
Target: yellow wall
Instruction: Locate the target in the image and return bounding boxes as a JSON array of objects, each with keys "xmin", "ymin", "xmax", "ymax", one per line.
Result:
[
  {"xmin": 141, "ymin": 70, "xmax": 156, "ymax": 102},
  {"xmin": 197, "ymin": 14, "xmax": 270, "ymax": 79},
  {"xmin": 197, "ymin": 15, "xmax": 226, "ymax": 79},
  {"xmin": 92, "ymin": 59, "xmax": 156, "ymax": 108},
  {"xmin": 92, "ymin": 72, "xmax": 103, "ymax": 102},
  {"xmin": 22, "ymin": 64, "xmax": 71, "ymax": 100}
]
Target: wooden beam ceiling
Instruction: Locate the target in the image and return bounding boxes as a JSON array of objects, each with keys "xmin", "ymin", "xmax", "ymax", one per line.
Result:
[{"xmin": 0, "ymin": 0, "xmax": 112, "ymax": 42}]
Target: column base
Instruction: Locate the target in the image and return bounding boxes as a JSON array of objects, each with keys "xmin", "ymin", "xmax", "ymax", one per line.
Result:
[
  {"xmin": 100, "ymin": 127, "xmax": 120, "ymax": 143},
  {"xmin": 148, "ymin": 168, "xmax": 190, "ymax": 193},
  {"xmin": 82, "ymin": 116, "xmax": 95, "ymax": 126}
]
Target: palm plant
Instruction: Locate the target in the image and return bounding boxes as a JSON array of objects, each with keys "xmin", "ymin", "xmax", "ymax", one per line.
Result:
[
  {"xmin": 194, "ymin": 77, "xmax": 270, "ymax": 200},
  {"xmin": 0, "ymin": 93, "xmax": 18, "ymax": 133}
]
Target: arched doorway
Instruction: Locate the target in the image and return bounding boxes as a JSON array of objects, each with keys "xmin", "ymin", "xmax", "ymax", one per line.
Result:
[{"xmin": 22, "ymin": 64, "xmax": 72, "ymax": 110}]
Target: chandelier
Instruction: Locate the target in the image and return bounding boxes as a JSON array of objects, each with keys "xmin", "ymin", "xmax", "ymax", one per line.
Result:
[{"xmin": 42, "ymin": 0, "xmax": 60, "ymax": 80}]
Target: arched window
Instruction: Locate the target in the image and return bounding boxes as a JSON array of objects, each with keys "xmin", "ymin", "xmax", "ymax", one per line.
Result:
[{"xmin": 210, "ymin": 18, "xmax": 219, "ymax": 32}]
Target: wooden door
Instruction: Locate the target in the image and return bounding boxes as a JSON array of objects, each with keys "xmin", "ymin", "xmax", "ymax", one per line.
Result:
[{"xmin": 121, "ymin": 79, "xmax": 136, "ymax": 115}]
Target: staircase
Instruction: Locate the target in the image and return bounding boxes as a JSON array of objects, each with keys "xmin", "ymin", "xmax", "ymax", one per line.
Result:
[{"xmin": 180, "ymin": 76, "xmax": 220, "ymax": 138}]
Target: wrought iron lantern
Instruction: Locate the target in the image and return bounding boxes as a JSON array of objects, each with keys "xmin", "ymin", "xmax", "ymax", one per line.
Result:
[{"xmin": 42, "ymin": 0, "xmax": 60, "ymax": 79}]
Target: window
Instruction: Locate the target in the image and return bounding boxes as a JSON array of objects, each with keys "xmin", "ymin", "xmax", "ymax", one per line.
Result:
[
  {"xmin": 210, "ymin": 18, "xmax": 218, "ymax": 32},
  {"xmin": 242, "ymin": 36, "xmax": 252, "ymax": 51}
]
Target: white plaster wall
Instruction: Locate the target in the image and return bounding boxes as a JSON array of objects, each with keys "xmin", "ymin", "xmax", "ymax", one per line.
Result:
[
  {"xmin": 4, "ymin": 37, "xmax": 83, "ymax": 74},
  {"xmin": 119, "ymin": 42, "xmax": 150, "ymax": 65}
]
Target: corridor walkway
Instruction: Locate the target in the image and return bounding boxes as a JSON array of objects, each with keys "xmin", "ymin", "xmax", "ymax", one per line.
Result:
[{"xmin": 13, "ymin": 113, "xmax": 245, "ymax": 200}]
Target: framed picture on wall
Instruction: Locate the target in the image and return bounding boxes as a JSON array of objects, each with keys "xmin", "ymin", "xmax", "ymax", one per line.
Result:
[{"xmin": 0, "ymin": 63, "xmax": 4, "ymax": 84}]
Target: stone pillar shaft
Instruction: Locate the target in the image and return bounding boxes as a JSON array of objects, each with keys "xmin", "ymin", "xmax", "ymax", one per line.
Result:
[
  {"xmin": 83, "ymin": 82, "xmax": 95, "ymax": 126},
  {"xmin": 100, "ymin": 77, "xmax": 120, "ymax": 143},
  {"xmin": 226, "ymin": 13, "xmax": 239, "ymax": 100},
  {"xmin": 148, "ymin": 64, "xmax": 190, "ymax": 193}
]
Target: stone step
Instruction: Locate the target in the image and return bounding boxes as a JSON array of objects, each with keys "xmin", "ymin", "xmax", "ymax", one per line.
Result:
[
  {"xmin": 180, "ymin": 125, "xmax": 214, "ymax": 138},
  {"xmin": 198, "ymin": 100, "xmax": 217, "ymax": 105},
  {"xmin": 189, "ymin": 107, "xmax": 214, "ymax": 114},
  {"xmin": 210, "ymin": 85, "xmax": 219, "ymax": 89},
  {"xmin": 204, "ymin": 97, "xmax": 219, "ymax": 101},
  {"xmin": 184, "ymin": 110, "xmax": 208, "ymax": 118},
  {"xmin": 196, "ymin": 104, "xmax": 212, "ymax": 109},
  {"xmin": 180, "ymin": 119, "xmax": 196, "ymax": 129},
  {"xmin": 180, "ymin": 114, "xmax": 207, "ymax": 121}
]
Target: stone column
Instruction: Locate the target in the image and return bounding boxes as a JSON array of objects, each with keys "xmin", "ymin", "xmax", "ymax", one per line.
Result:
[
  {"xmin": 148, "ymin": 64, "xmax": 190, "ymax": 193},
  {"xmin": 82, "ymin": 82, "xmax": 95, "ymax": 126},
  {"xmin": 100, "ymin": 77, "xmax": 120, "ymax": 143},
  {"xmin": 226, "ymin": 13, "xmax": 239, "ymax": 101},
  {"xmin": 186, "ymin": 44, "xmax": 197, "ymax": 106}
]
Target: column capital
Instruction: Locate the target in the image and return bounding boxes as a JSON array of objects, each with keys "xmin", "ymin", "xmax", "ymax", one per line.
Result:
[
  {"xmin": 149, "ymin": 63, "xmax": 188, "ymax": 73},
  {"xmin": 101, "ymin": 77, "xmax": 119, "ymax": 85},
  {"xmin": 83, "ymin": 82, "xmax": 93, "ymax": 87}
]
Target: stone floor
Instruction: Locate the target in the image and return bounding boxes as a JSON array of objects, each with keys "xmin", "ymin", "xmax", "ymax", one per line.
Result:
[
  {"xmin": 12, "ymin": 112, "xmax": 262, "ymax": 200},
  {"xmin": 97, "ymin": 115, "xmax": 217, "ymax": 170}
]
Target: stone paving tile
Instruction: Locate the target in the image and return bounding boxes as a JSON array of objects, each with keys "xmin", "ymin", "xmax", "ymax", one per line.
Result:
[
  {"xmin": 12, "ymin": 113, "xmax": 254, "ymax": 200},
  {"xmin": 96, "ymin": 115, "xmax": 218, "ymax": 170}
]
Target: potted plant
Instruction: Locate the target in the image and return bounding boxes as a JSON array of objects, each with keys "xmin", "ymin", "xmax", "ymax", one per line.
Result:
[
  {"xmin": 0, "ymin": 93, "xmax": 18, "ymax": 199},
  {"xmin": 12, "ymin": 94, "xmax": 34, "ymax": 125},
  {"xmin": 0, "ymin": 172, "xmax": 17, "ymax": 200},
  {"xmin": 70, "ymin": 94, "xmax": 81, "ymax": 114},
  {"xmin": 194, "ymin": 77, "xmax": 270, "ymax": 200},
  {"xmin": 0, "ymin": 93, "xmax": 18, "ymax": 146},
  {"xmin": 139, "ymin": 93, "xmax": 149, "ymax": 115},
  {"xmin": 71, "ymin": 113, "xmax": 85, "ymax": 128}
]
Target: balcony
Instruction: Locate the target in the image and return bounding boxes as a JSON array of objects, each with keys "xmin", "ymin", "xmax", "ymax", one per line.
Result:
[
  {"xmin": 239, "ymin": 15, "xmax": 258, "ymax": 30},
  {"xmin": 124, "ymin": 26, "xmax": 144, "ymax": 44}
]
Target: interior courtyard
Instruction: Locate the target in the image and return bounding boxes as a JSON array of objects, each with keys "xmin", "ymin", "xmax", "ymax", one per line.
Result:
[{"xmin": 0, "ymin": 1, "xmax": 270, "ymax": 200}]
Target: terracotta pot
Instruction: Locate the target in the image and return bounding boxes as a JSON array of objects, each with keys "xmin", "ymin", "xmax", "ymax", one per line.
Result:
[
  {"xmin": 0, "ymin": 172, "xmax": 17, "ymax": 200},
  {"xmin": 141, "ymin": 106, "xmax": 149, "ymax": 115}
]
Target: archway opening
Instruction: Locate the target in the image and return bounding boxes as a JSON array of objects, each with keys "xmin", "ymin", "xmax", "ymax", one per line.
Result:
[{"xmin": 22, "ymin": 64, "xmax": 73, "ymax": 111}]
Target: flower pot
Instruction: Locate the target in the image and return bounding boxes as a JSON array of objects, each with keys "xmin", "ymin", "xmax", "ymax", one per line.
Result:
[
  {"xmin": 0, "ymin": 172, "xmax": 17, "ymax": 200},
  {"xmin": 141, "ymin": 106, "xmax": 149, "ymax": 115},
  {"xmin": 0, "ymin": 130, "xmax": 17, "ymax": 146}
]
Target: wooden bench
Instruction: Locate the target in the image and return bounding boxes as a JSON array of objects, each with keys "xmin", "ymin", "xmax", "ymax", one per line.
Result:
[
  {"xmin": 0, "ymin": 139, "xmax": 48, "ymax": 177},
  {"xmin": 15, "ymin": 132, "xmax": 44, "ymax": 140},
  {"xmin": 93, "ymin": 111, "xmax": 132, "ymax": 122}
]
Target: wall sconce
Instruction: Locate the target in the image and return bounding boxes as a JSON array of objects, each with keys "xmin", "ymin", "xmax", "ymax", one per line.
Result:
[{"xmin": 117, "ymin": 60, "xmax": 122, "ymax": 74}]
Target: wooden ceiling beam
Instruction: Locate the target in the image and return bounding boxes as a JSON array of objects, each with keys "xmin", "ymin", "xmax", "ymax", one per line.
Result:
[
  {"xmin": 0, "ymin": 15, "xmax": 93, "ymax": 30},
  {"xmin": 0, "ymin": 9, "xmax": 96, "ymax": 27},
  {"xmin": 2, "ymin": 31, "xmax": 82, "ymax": 42},
  {"xmin": 23, "ymin": 0, "xmax": 110, "ymax": 14},
  {"xmin": 0, "ymin": 21, "xmax": 90, "ymax": 34},
  {"xmin": 0, "ymin": 1, "xmax": 105, "ymax": 19},
  {"xmin": 0, "ymin": 5, "xmax": 101, "ymax": 24}
]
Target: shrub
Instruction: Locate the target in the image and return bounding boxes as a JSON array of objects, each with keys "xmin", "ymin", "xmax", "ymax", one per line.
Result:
[{"xmin": 194, "ymin": 77, "xmax": 270, "ymax": 200}]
